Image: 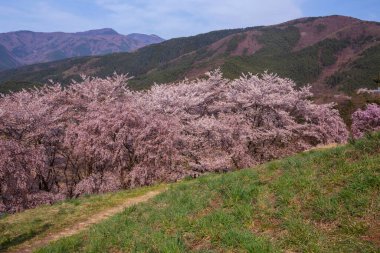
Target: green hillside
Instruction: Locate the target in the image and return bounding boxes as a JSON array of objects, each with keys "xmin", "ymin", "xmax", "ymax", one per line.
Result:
[
  {"xmin": 0, "ymin": 27, "xmax": 254, "ymax": 91},
  {"xmin": 0, "ymin": 185, "xmax": 166, "ymax": 252},
  {"xmin": 221, "ymin": 35, "xmax": 351, "ymax": 85},
  {"xmin": 1, "ymin": 16, "xmax": 380, "ymax": 94},
  {"xmin": 327, "ymin": 44, "xmax": 380, "ymax": 93},
  {"xmin": 2, "ymin": 132, "xmax": 379, "ymax": 252}
]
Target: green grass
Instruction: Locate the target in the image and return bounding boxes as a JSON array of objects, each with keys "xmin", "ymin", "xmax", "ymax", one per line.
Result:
[
  {"xmin": 0, "ymin": 184, "xmax": 165, "ymax": 252},
  {"xmin": 34, "ymin": 132, "xmax": 380, "ymax": 253}
]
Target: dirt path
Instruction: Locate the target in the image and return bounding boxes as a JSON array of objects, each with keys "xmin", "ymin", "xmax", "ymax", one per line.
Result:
[{"xmin": 7, "ymin": 189, "xmax": 165, "ymax": 253}]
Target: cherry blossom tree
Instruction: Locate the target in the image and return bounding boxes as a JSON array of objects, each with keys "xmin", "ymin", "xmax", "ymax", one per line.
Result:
[
  {"xmin": 352, "ymin": 103, "xmax": 380, "ymax": 138},
  {"xmin": 140, "ymin": 70, "xmax": 348, "ymax": 171},
  {"xmin": 0, "ymin": 70, "xmax": 350, "ymax": 212}
]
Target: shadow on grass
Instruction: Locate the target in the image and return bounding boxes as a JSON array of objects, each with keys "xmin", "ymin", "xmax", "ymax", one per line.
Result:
[{"xmin": 0, "ymin": 223, "xmax": 52, "ymax": 251}]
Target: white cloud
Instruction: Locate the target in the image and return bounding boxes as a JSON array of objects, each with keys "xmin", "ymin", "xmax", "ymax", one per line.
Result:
[{"xmin": 95, "ymin": 0, "xmax": 303, "ymax": 38}]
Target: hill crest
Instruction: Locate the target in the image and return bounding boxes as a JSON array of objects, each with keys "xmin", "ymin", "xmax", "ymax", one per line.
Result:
[
  {"xmin": 0, "ymin": 28, "xmax": 164, "ymax": 70},
  {"xmin": 1, "ymin": 15, "xmax": 380, "ymax": 98}
]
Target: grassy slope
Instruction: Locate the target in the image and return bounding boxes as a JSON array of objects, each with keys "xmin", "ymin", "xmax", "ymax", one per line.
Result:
[
  {"xmin": 29, "ymin": 132, "xmax": 380, "ymax": 253},
  {"xmin": 0, "ymin": 184, "xmax": 165, "ymax": 252}
]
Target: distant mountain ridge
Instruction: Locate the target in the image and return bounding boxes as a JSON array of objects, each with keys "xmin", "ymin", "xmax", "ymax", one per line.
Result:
[
  {"xmin": 0, "ymin": 28, "xmax": 164, "ymax": 70},
  {"xmin": 1, "ymin": 15, "xmax": 380, "ymax": 98}
]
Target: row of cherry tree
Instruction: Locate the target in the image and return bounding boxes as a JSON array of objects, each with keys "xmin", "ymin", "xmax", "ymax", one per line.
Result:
[{"xmin": 0, "ymin": 70, "xmax": 375, "ymax": 212}]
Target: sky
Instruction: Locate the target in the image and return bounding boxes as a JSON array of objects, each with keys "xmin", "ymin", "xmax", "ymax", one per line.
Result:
[{"xmin": 0, "ymin": 0, "xmax": 379, "ymax": 39}]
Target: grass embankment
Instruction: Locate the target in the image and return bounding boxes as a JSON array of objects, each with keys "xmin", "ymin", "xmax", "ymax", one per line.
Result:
[
  {"xmin": 31, "ymin": 132, "xmax": 380, "ymax": 253},
  {"xmin": 31, "ymin": 134, "xmax": 380, "ymax": 252},
  {"xmin": 0, "ymin": 184, "xmax": 165, "ymax": 252}
]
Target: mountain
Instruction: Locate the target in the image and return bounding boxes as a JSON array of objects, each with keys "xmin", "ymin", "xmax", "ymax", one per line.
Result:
[
  {"xmin": 0, "ymin": 28, "xmax": 164, "ymax": 71},
  {"xmin": 0, "ymin": 44, "xmax": 21, "ymax": 70},
  {"xmin": 1, "ymin": 15, "xmax": 380, "ymax": 97}
]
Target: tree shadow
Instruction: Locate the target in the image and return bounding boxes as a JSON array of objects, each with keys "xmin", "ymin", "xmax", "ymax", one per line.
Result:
[{"xmin": 0, "ymin": 223, "xmax": 51, "ymax": 251}]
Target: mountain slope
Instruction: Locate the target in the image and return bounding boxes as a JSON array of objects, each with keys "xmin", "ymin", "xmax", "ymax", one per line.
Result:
[
  {"xmin": 0, "ymin": 45, "xmax": 21, "ymax": 70},
  {"xmin": 2, "ymin": 132, "xmax": 379, "ymax": 252},
  {"xmin": 0, "ymin": 28, "xmax": 164, "ymax": 70},
  {"xmin": 0, "ymin": 15, "xmax": 379, "ymax": 94},
  {"xmin": 0, "ymin": 27, "xmax": 252, "ymax": 91}
]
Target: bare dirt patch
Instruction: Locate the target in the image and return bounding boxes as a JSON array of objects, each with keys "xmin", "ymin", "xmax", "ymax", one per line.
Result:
[
  {"xmin": 293, "ymin": 16, "xmax": 360, "ymax": 51},
  {"xmin": 231, "ymin": 30, "xmax": 263, "ymax": 56}
]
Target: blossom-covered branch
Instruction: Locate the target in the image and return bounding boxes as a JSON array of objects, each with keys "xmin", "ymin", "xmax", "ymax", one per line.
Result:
[{"xmin": 0, "ymin": 70, "xmax": 349, "ymax": 212}]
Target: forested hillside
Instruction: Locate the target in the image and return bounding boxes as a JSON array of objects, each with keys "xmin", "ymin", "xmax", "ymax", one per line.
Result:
[{"xmin": 0, "ymin": 15, "xmax": 379, "ymax": 95}]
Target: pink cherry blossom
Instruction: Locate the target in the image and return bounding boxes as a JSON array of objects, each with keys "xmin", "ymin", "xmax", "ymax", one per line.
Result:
[
  {"xmin": 352, "ymin": 103, "xmax": 380, "ymax": 138},
  {"xmin": 0, "ymin": 70, "xmax": 349, "ymax": 212}
]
